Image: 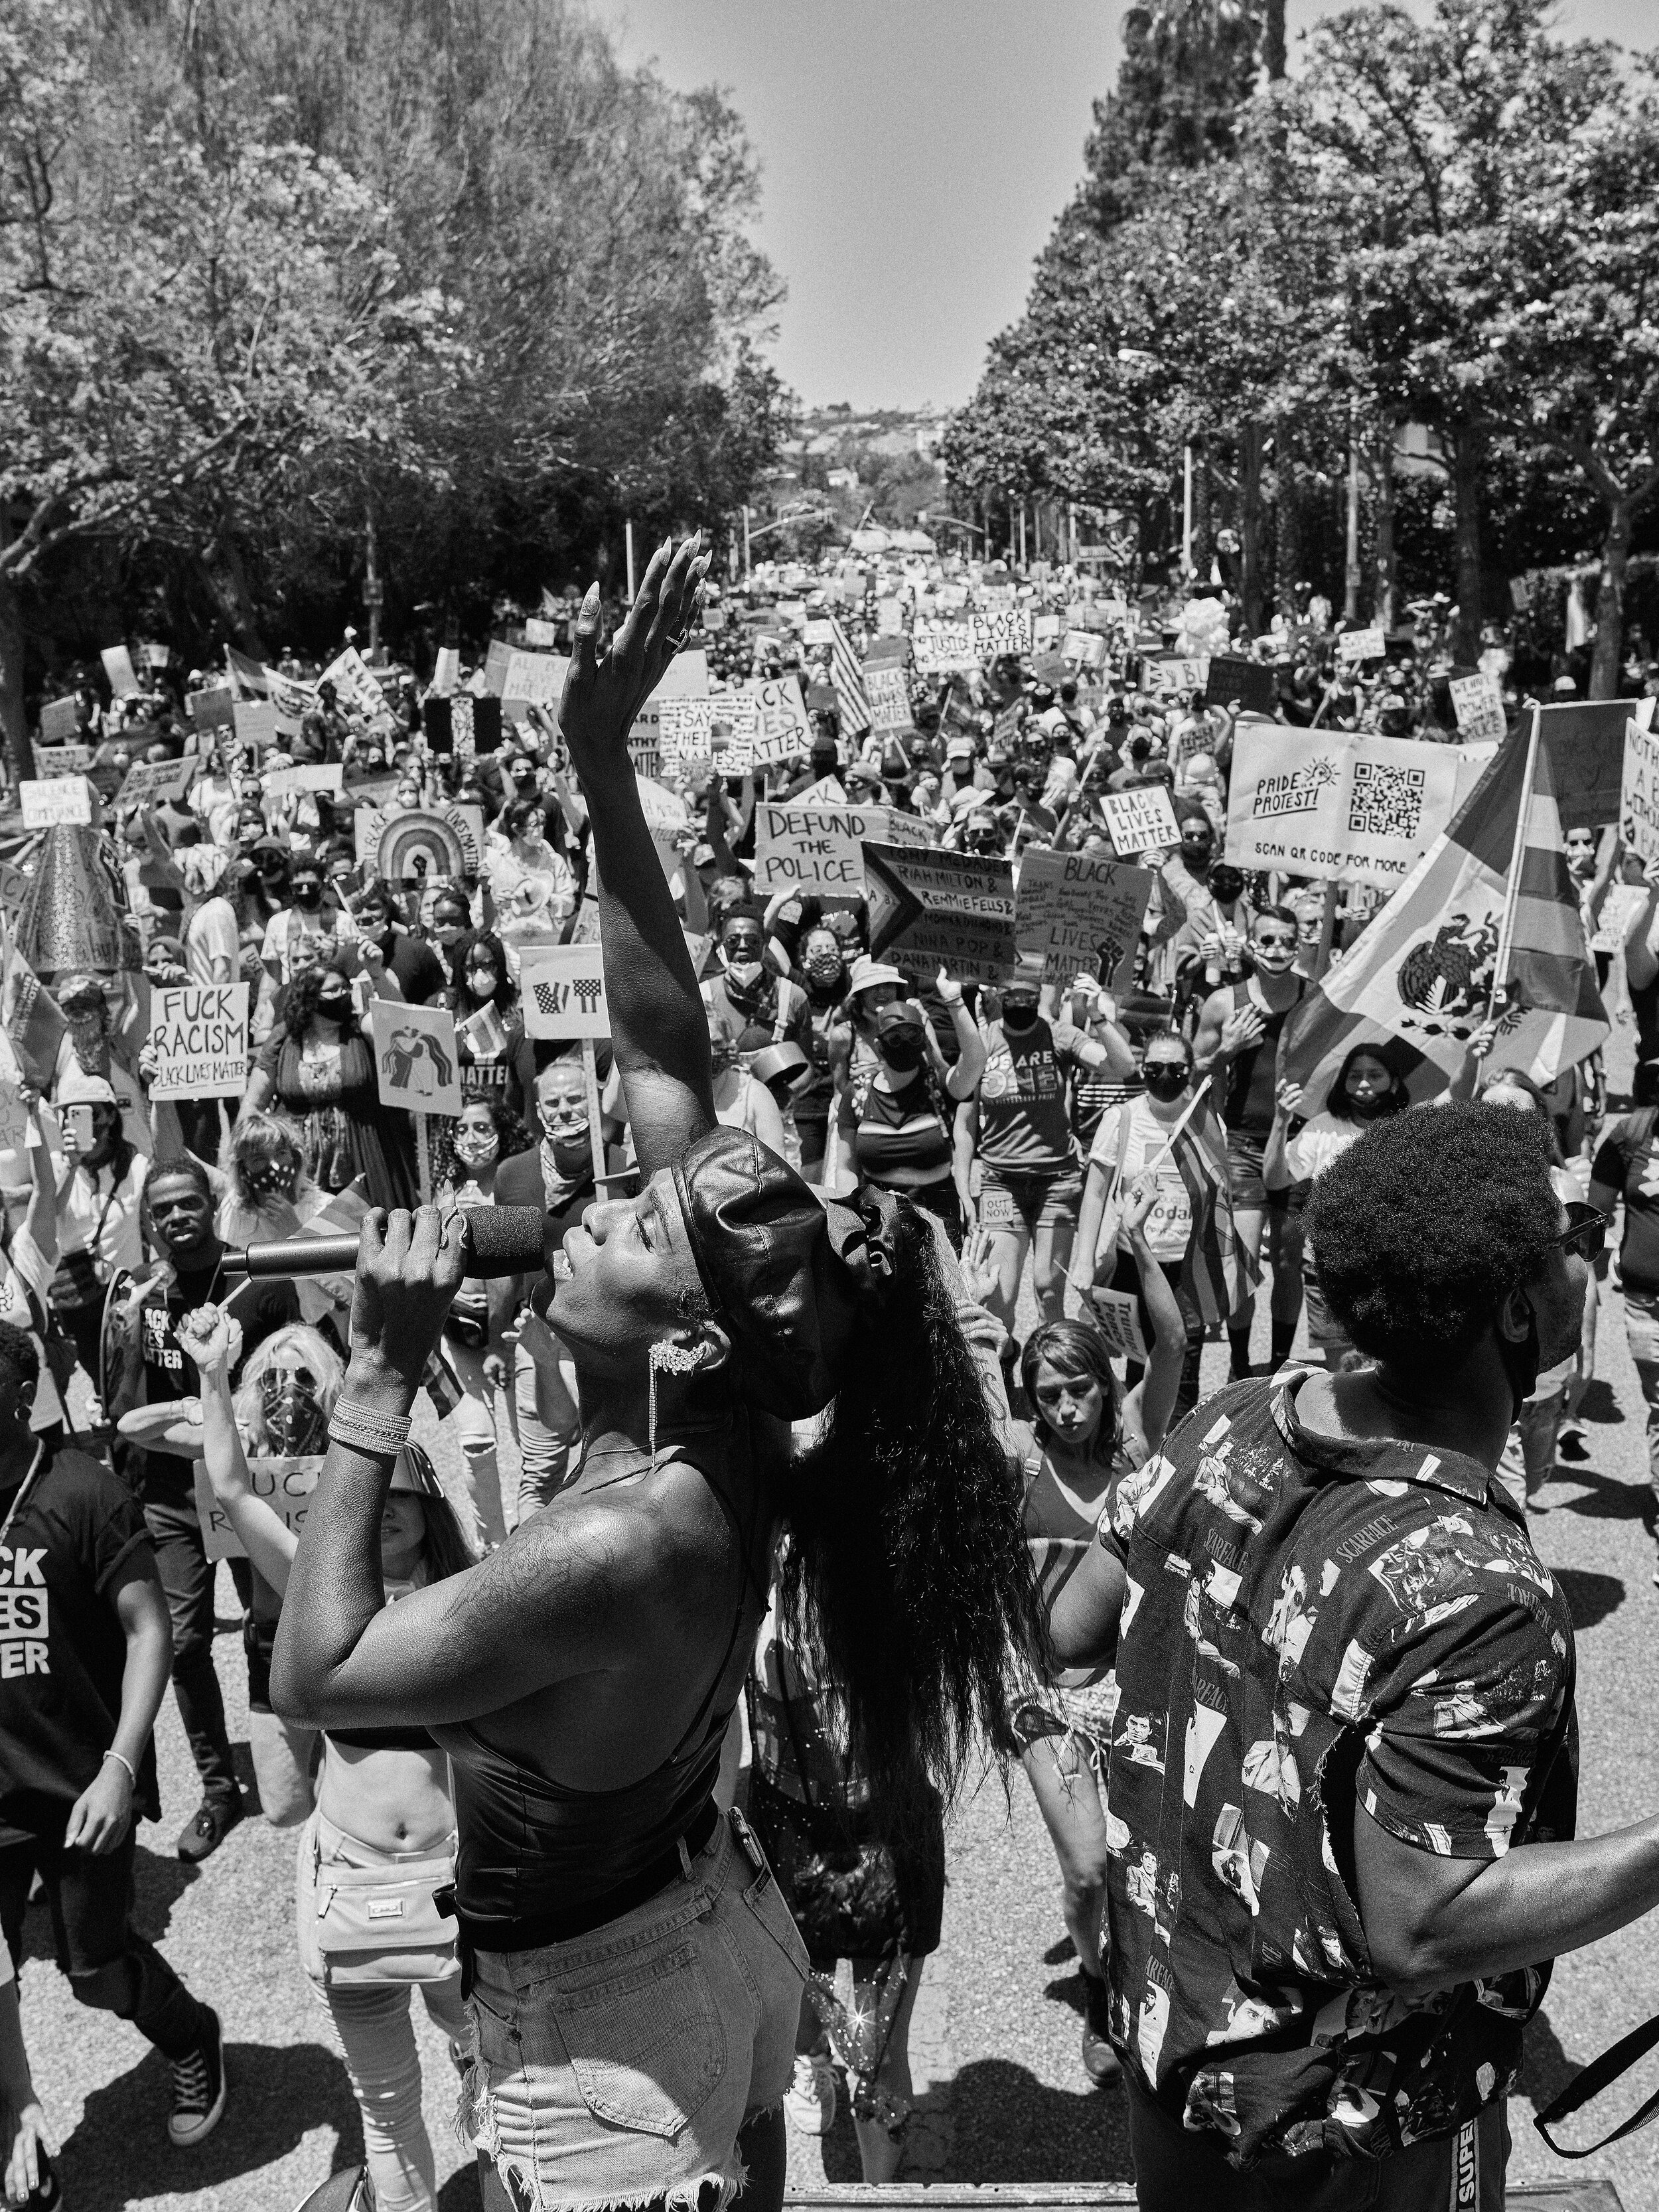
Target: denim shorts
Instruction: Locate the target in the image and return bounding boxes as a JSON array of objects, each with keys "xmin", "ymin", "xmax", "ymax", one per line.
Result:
[
  {"xmin": 459, "ymin": 1807, "xmax": 808, "ymax": 2211},
  {"xmin": 979, "ymin": 1166, "xmax": 1083, "ymax": 1234}
]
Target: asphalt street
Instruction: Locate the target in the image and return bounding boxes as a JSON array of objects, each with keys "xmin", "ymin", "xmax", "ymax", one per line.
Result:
[{"xmin": 25, "ymin": 1175, "xmax": 1659, "ymax": 2210}]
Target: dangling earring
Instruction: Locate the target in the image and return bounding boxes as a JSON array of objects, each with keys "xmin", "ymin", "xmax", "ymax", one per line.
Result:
[{"xmin": 648, "ymin": 1340, "xmax": 702, "ymax": 1468}]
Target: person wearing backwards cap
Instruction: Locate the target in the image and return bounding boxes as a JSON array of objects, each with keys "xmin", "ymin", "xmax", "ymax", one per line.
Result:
[{"xmin": 273, "ymin": 536, "xmax": 1042, "ymax": 2212}]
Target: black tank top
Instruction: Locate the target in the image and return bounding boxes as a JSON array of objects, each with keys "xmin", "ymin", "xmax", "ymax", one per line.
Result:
[
  {"xmin": 1224, "ymin": 978, "xmax": 1305, "ymax": 1134},
  {"xmin": 427, "ymin": 1412, "xmax": 767, "ymax": 1935},
  {"xmin": 853, "ymin": 1072, "xmax": 953, "ymax": 1186}
]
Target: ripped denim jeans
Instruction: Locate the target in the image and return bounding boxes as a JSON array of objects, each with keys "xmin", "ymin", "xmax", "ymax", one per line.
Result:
[{"xmin": 457, "ymin": 1809, "xmax": 808, "ymax": 2212}]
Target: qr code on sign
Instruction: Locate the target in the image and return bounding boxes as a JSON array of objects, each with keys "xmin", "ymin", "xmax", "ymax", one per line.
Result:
[{"xmin": 1348, "ymin": 759, "xmax": 1425, "ymax": 840}]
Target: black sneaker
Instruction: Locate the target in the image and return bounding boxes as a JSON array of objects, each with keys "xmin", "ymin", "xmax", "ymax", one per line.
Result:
[
  {"xmin": 169, "ymin": 2006, "xmax": 227, "ymax": 2147},
  {"xmin": 1080, "ymin": 1972, "xmax": 1121, "ymax": 2087},
  {"xmin": 177, "ymin": 1793, "xmax": 244, "ymax": 1863}
]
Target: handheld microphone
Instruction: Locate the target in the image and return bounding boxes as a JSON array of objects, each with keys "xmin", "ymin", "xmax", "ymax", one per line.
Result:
[{"xmin": 222, "ymin": 1205, "xmax": 555, "ymax": 1281}]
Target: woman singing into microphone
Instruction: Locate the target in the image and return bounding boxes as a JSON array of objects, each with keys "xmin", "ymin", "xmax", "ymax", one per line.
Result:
[{"xmin": 272, "ymin": 537, "xmax": 1043, "ymax": 2212}]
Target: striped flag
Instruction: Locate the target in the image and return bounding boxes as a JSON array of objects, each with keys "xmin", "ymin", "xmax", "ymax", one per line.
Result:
[
  {"xmin": 1282, "ymin": 726, "xmax": 1607, "ymax": 1112},
  {"xmin": 225, "ymin": 647, "xmax": 268, "ymax": 698},
  {"xmin": 824, "ymin": 616, "xmax": 871, "ymax": 737},
  {"xmin": 0, "ymin": 918, "xmax": 66, "ymax": 1090},
  {"xmin": 1105, "ymin": 1095, "xmax": 1257, "ymax": 1329}
]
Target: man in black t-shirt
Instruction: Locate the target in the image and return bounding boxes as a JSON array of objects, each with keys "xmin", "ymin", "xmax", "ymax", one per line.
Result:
[
  {"xmin": 108, "ymin": 1157, "xmax": 299, "ymax": 1862},
  {"xmin": 354, "ymin": 880, "xmax": 449, "ymax": 1005},
  {"xmin": 0, "ymin": 1324, "xmax": 226, "ymax": 2148}
]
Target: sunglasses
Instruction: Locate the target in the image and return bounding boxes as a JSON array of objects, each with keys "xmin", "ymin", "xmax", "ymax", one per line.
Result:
[{"xmin": 1555, "ymin": 1202, "xmax": 1607, "ymax": 1262}]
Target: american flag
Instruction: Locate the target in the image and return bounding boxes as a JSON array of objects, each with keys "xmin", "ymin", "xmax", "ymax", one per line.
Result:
[{"xmin": 824, "ymin": 615, "xmax": 871, "ymax": 738}]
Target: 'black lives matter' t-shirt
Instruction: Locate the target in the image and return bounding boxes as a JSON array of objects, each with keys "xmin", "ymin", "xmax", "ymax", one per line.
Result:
[
  {"xmin": 0, "ymin": 1450, "xmax": 161, "ymax": 1841},
  {"xmin": 137, "ymin": 1262, "xmax": 301, "ymax": 1502}
]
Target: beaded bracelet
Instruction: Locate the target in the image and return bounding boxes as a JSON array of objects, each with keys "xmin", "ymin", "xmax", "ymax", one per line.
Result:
[
  {"xmin": 328, "ymin": 1400, "xmax": 413, "ymax": 1456},
  {"xmin": 102, "ymin": 1748, "xmax": 138, "ymax": 1789}
]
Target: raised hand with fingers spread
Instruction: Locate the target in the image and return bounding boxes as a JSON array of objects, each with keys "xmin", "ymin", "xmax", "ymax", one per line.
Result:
[{"xmin": 559, "ymin": 535, "xmax": 712, "ymax": 790}]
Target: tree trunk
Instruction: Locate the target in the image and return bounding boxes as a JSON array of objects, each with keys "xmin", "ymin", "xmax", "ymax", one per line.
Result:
[
  {"xmin": 1589, "ymin": 494, "xmax": 1634, "ymax": 701},
  {"xmin": 1372, "ymin": 421, "xmax": 1398, "ymax": 630},
  {"xmin": 197, "ymin": 531, "xmax": 268, "ymax": 658},
  {"xmin": 1192, "ymin": 437, "xmax": 1212, "ymax": 581},
  {"xmin": 0, "ymin": 516, "xmax": 31, "ymax": 787},
  {"xmin": 1240, "ymin": 421, "xmax": 1266, "ymax": 636},
  {"xmin": 1275, "ymin": 418, "xmax": 1303, "ymax": 619},
  {"xmin": 1449, "ymin": 419, "xmax": 1484, "ymax": 665},
  {"xmin": 1262, "ymin": 0, "xmax": 1287, "ymax": 81}
]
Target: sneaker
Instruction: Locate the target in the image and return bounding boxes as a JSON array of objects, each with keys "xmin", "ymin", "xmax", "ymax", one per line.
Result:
[
  {"xmin": 169, "ymin": 2006, "xmax": 227, "ymax": 2147},
  {"xmin": 177, "ymin": 1794, "xmax": 244, "ymax": 1863},
  {"xmin": 784, "ymin": 2051, "xmax": 837, "ymax": 2135},
  {"xmin": 1080, "ymin": 1973, "xmax": 1121, "ymax": 2087}
]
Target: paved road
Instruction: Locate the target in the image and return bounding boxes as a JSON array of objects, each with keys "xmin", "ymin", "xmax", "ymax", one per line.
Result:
[{"xmin": 27, "ymin": 1288, "xmax": 1659, "ymax": 2211}]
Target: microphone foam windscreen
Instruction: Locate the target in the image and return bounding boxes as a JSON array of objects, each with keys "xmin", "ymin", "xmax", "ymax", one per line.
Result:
[{"xmin": 463, "ymin": 1206, "xmax": 549, "ymax": 1277}]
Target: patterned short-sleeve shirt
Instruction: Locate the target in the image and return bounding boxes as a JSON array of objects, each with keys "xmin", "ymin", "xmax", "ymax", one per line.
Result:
[{"xmin": 1098, "ymin": 1374, "xmax": 1577, "ymax": 2168}]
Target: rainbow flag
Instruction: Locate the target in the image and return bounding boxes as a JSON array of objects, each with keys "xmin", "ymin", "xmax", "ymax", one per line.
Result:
[{"xmin": 0, "ymin": 921, "xmax": 66, "ymax": 1090}]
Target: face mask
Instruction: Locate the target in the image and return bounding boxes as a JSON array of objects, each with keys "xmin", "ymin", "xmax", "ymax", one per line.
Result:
[
  {"xmin": 260, "ymin": 1372, "xmax": 326, "ymax": 1455},
  {"xmin": 247, "ymin": 1160, "xmax": 299, "ymax": 1201},
  {"xmin": 455, "ymin": 1128, "xmax": 500, "ymax": 1167},
  {"xmin": 1001, "ymin": 998, "xmax": 1039, "ymax": 1031},
  {"xmin": 317, "ymin": 991, "xmax": 350, "ymax": 1022},
  {"xmin": 805, "ymin": 952, "xmax": 843, "ymax": 988},
  {"xmin": 725, "ymin": 958, "xmax": 764, "ymax": 990},
  {"xmin": 1254, "ymin": 938, "xmax": 1295, "ymax": 971},
  {"xmin": 467, "ymin": 970, "xmax": 499, "ymax": 999},
  {"xmin": 293, "ymin": 883, "xmax": 323, "ymax": 911},
  {"xmin": 1145, "ymin": 1065, "xmax": 1188, "ymax": 1102},
  {"xmin": 880, "ymin": 1032, "xmax": 926, "ymax": 1072}
]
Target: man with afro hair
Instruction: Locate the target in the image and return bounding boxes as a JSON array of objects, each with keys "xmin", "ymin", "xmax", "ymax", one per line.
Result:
[{"xmin": 1047, "ymin": 1102, "xmax": 1654, "ymax": 2208}]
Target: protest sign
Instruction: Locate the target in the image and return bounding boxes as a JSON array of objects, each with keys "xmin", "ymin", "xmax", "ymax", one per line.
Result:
[
  {"xmin": 1086, "ymin": 1288, "xmax": 1148, "ymax": 1362},
  {"xmin": 147, "ymin": 983, "xmax": 249, "ymax": 1100},
  {"xmin": 1336, "ymin": 627, "xmax": 1387, "ymax": 664},
  {"xmin": 1014, "ymin": 848, "xmax": 1152, "ymax": 990},
  {"xmin": 520, "ymin": 943, "xmax": 611, "ymax": 1041},
  {"xmin": 1224, "ymin": 726, "xmax": 1462, "ymax": 889},
  {"xmin": 740, "ymin": 675, "xmax": 814, "ymax": 767},
  {"xmin": 865, "ymin": 665, "xmax": 914, "ymax": 736},
  {"xmin": 360, "ymin": 804, "xmax": 482, "ymax": 883},
  {"xmin": 630, "ymin": 651, "xmax": 711, "ymax": 778},
  {"xmin": 20, "ymin": 778, "xmax": 92, "ymax": 830},
  {"xmin": 1544, "ymin": 696, "xmax": 1645, "ymax": 831},
  {"xmin": 194, "ymin": 1456, "xmax": 324, "ymax": 1563},
  {"xmin": 755, "ymin": 803, "xmax": 926, "ymax": 895},
  {"xmin": 370, "ymin": 999, "xmax": 463, "ymax": 1116},
  {"xmin": 1061, "ymin": 630, "xmax": 1109, "ymax": 671},
  {"xmin": 501, "ymin": 650, "xmax": 569, "ymax": 707},
  {"xmin": 118, "ymin": 759, "xmax": 196, "ymax": 810},
  {"xmin": 0, "ymin": 1032, "xmax": 29, "ymax": 1153},
  {"xmin": 1141, "ymin": 656, "xmax": 1208, "ymax": 700},
  {"xmin": 189, "ymin": 686, "xmax": 236, "ymax": 733},
  {"xmin": 1621, "ymin": 716, "xmax": 1659, "ymax": 865},
  {"xmin": 1100, "ymin": 784, "xmax": 1182, "ymax": 857},
  {"xmin": 143, "ymin": 642, "xmax": 171, "ymax": 670},
  {"xmin": 32, "ymin": 745, "xmax": 94, "ymax": 779},
  {"xmin": 232, "ymin": 701, "xmax": 279, "ymax": 753},
  {"xmin": 320, "ymin": 645, "xmax": 390, "ymax": 724},
  {"xmin": 38, "ymin": 698, "xmax": 81, "ymax": 745},
  {"xmin": 802, "ymin": 618, "xmax": 835, "ymax": 647},
  {"xmin": 101, "ymin": 645, "xmax": 140, "ymax": 698},
  {"xmin": 524, "ymin": 617, "xmax": 560, "ymax": 648},
  {"xmin": 863, "ymin": 844, "xmax": 1017, "ymax": 983},
  {"xmin": 1033, "ymin": 614, "xmax": 1060, "ymax": 645},
  {"xmin": 972, "ymin": 607, "xmax": 1034, "ymax": 660},
  {"xmin": 876, "ymin": 597, "xmax": 905, "ymax": 636},
  {"xmin": 911, "ymin": 620, "xmax": 977, "ymax": 675},
  {"xmin": 265, "ymin": 762, "xmax": 345, "ymax": 798},
  {"xmin": 1449, "ymin": 672, "xmax": 1508, "ymax": 745},
  {"xmin": 1204, "ymin": 656, "xmax": 1276, "ymax": 716}
]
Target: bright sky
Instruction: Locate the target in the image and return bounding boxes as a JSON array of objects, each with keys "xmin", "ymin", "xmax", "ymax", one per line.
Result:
[{"xmin": 605, "ymin": 0, "xmax": 1656, "ymax": 415}]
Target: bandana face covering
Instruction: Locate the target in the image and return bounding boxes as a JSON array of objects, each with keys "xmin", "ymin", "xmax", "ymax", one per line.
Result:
[{"xmin": 260, "ymin": 1368, "xmax": 326, "ymax": 1456}]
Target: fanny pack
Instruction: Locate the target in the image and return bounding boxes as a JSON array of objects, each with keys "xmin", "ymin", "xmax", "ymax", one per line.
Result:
[{"xmin": 298, "ymin": 1820, "xmax": 458, "ymax": 1988}]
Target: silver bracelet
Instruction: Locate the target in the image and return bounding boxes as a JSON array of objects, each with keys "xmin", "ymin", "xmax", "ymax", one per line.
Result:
[
  {"xmin": 102, "ymin": 1748, "xmax": 138, "ymax": 1789},
  {"xmin": 328, "ymin": 1400, "xmax": 412, "ymax": 1455}
]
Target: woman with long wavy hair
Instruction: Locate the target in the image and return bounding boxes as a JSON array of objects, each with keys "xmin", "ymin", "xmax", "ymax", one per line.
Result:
[
  {"xmin": 272, "ymin": 538, "xmax": 1043, "ymax": 2212},
  {"xmin": 242, "ymin": 961, "xmax": 415, "ymax": 1212}
]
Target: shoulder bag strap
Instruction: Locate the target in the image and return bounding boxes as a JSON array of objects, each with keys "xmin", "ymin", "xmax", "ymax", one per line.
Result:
[{"xmin": 1535, "ymin": 2012, "xmax": 1659, "ymax": 2155}]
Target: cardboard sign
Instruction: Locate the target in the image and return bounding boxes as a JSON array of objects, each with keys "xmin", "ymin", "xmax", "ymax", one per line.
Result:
[
  {"xmin": 524, "ymin": 617, "xmax": 560, "ymax": 648},
  {"xmin": 862, "ymin": 843, "xmax": 1017, "ymax": 983},
  {"xmin": 1336, "ymin": 627, "xmax": 1387, "ymax": 664},
  {"xmin": 101, "ymin": 645, "xmax": 140, "ymax": 698},
  {"xmin": 118, "ymin": 759, "xmax": 196, "ymax": 810},
  {"xmin": 1204, "ymin": 656, "xmax": 1277, "ymax": 717},
  {"xmin": 740, "ymin": 676, "xmax": 814, "ymax": 767},
  {"xmin": 1546, "ymin": 696, "xmax": 1644, "ymax": 832},
  {"xmin": 147, "ymin": 983, "xmax": 250, "ymax": 1100},
  {"xmin": 32, "ymin": 744, "xmax": 95, "ymax": 778},
  {"xmin": 194, "ymin": 1454, "xmax": 325, "ymax": 1562},
  {"xmin": 1141, "ymin": 656, "xmax": 1208, "ymax": 700},
  {"xmin": 865, "ymin": 665, "xmax": 914, "ymax": 737},
  {"xmin": 754, "ymin": 803, "xmax": 926, "ymax": 895},
  {"xmin": 265, "ymin": 763, "xmax": 346, "ymax": 798},
  {"xmin": 1086, "ymin": 1286, "xmax": 1148, "ymax": 1362},
  {"xmin": 232, "ymin": 701, "xmax": 279, "ymax": 753},
  {"xmin": 519, "ymin": 943, "xmax": 611, "ymax": 1040},
  {"xmin": 1015, "ymin": 849, "xmax": 1152, "ymax": 989},
  {"xmin": 1224, "ymin": 727, "xmax": 1462, "ymax": 888},
  {"xmin": 501, "ymin": 650, "xmax": 569, "ymax": 707},
  {"xmin": 1621, "ymin": 716, "xmax": 1659, "ymax": 865},
  {"xmin": 370, "ymin": 998, "xmax": 463, "ymax": 1115},
  {"xmin": 38, "ymin": 698, "xmax": 82, "ymax": 745},
  {"xmin": 1033, "ymin": 614, "xmax": 1060, "ymax": 644},
  {"xmin": 1449, "ymin": 674, "xmax": 1508, "ymax": 745},
  {"xmin": 1100, "ymin": 785, "xmax": 1182, "ymax": 857},
  {"xmin": 631, "ymin": 650, "xmax": 711, "ymax": 778},
  {"xmin": 20, "ymin": 778, "xmax": 92, "ymax": 830},
  {"xmin": 971, "ymin": 607, "xmax": 1034, "ymax": 660},
  {"xmin": 1062, "ymin": 630, "xmax": 1109, "ymax": 671},
  {"xmin": 189, "ymin": 686, "xmax": 236, "ymax": 733},
  {"xmin": 911, "ymin": 620, "xmax": 977, "ymax": 675}
]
